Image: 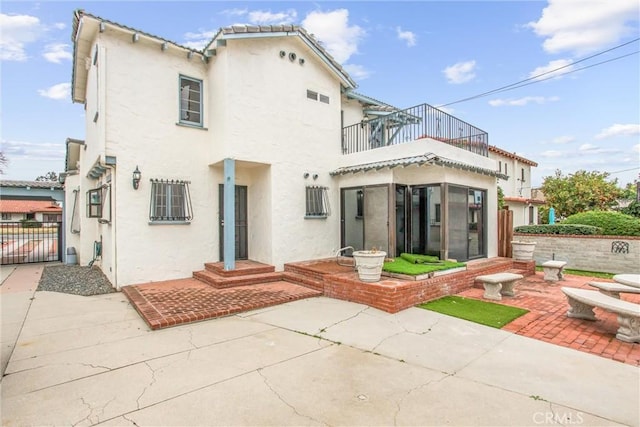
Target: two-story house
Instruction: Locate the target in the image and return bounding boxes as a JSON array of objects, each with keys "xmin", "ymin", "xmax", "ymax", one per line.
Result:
[
  {"xmin": 63, "ymin": 11, "xmax": 504, "ymax": 288},
  {"xmin": 488, "ymin": 145, "xmax": 542, "ymax": 227}
]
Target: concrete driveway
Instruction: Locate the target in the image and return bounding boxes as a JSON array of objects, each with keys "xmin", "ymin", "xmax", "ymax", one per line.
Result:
[{"xmin": 1, "ymin": 269, "xmax": 639, "ymax": 426}]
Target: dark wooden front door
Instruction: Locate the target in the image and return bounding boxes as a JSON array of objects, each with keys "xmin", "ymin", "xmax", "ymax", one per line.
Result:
[{"xmin": 219, "ymin": 185, "xmax": 248, "ymax": 261}]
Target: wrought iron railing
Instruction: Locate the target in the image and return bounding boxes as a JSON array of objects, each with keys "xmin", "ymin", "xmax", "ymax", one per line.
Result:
[
  {"xmin": 342, "ymin": 103, "xmax": 488, "ymax": 156},
  {"xmin": 0, "ymin": 221, "xmax": 62, "ymax": 264}
]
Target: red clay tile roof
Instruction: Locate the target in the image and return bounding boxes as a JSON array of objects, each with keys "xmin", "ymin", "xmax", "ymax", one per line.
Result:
[
  {"xmin": 0, "ymin": 199, "xmax": 62, "ymax": 214},
  {"xmin": 504, "ymin": 196, "xmax": 545, "ymax": 205}
]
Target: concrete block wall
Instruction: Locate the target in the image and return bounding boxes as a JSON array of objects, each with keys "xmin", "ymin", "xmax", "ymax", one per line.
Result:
[{"xmin": 513, "ymin": 233, "xmax": 640, "ymax": 274}]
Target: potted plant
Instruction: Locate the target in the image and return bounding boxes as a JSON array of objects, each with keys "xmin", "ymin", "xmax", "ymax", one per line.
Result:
[
  {"xmin": 352, "ymin": 248, "xmax": 387, "ymax": 282},
  {"xmin": 511, "ymin": 240, "xmax": 536, "ymax": 261}
]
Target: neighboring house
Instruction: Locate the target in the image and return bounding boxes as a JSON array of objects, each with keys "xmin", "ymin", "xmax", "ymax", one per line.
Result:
[
  {"xmin": 0, "ymin": 180, "xmax": 64, "ymax": 223},
  {"xmin": 0, "ymin": 199, "xmax": 62, "ymax": 223},
  {"xmin": 63, "ymin": 11, "xmax": 504, "ymax": 288},
  {"xmin": 488, "ymin": 146, "xmax": 542, "ymax": 227}
]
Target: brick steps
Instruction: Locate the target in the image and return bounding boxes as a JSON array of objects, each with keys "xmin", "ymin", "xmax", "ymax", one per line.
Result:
[
  {"xmin": 283, "ymin": 271, "xmax": 324, "ymax": 292},
  {"xmin": 204, "ymin": 261, "xmax": 275, "ymax": 277},
  {"xmin": 193, "ymin": 269, "xmax": 283, "ymax": 289}
]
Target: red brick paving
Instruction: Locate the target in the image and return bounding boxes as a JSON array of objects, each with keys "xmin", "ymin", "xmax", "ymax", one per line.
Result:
[
  {"xmin": 123, "ymin": 257, "xmax": 639, "ymax": 367},
  {"xmin": 458, "ymin": 272, "xmax": 640, "ymax": 366},
  {"xmin": 122, "ymin": 278, "xmax": 321, "ymax": 330}
]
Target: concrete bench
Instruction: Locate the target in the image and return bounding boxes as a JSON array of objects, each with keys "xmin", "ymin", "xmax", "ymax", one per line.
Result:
[
  {"xmin": 561, "ymin": 287, "xmax": 640, "ymax": 343},
  {"xmin": 587, "ymin": 281, "xmax": 640, "ymax": 299},
  {"xmin": 475, "ymin": 273, "xmax": 523, "ymax": 301},
  {"xmin": 541, "ymin": 260, "xmax": 567, "ymax": 282}
]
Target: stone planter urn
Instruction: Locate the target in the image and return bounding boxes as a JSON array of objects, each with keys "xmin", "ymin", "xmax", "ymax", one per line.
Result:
[
  {"xmin": 511, "ymin": 241, "xmax": 536, "ymax": 261},
  {"xmin": 352, "ymin": 250, "xmax": 387, "ymax": 282}
]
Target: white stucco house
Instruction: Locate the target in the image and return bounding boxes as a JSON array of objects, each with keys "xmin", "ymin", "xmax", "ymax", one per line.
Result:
[
  {"xmin": 63, "ymin": 10, "xmax": 506, "ymax": 288},
  {"xmin": 488, "ymin": 145, "xmax": 542, "ymax": 227}
]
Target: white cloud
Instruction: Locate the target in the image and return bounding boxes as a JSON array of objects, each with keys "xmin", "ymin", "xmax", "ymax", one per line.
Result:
[
  {"xmin": 221, "ymin": 8, "xmax": 248, "ymax": 17},
  {"xmin": 595, "ymin": 123, "xmax": 640, "ymax": 139},
  {"xmin": 528, "ymin": 59, "xmax": 574, "ymax": 81},
  {"xmin": 443, "ymin": 60, "xmax": 476, "ymax": 84},
  {"xmin": 527, "ymin": 0, "xmax": 640, "ymax": 55},
  {"xmin": 578, "ymin": 143, "xmax": 621, "ymax": 155},
  {"xmin": 182, "ymin": 30, "xmax": 217, "ymax": 50},
  {"xmin": 0, "ymin": 13, "xmax": 41, "ymax": 61},
  {"xmin": 1, "ymin": 138, "xmax": 65, "ymax": 160},
  {"xmin": 248, "ymin": 9, "xmax": 297, "ymax": 25},
  {"xmin": 396, "ymin": 27, "xmax": 416, "ymax": 47},
  {"xmin": 37, "ymin": 83, "xmax": 71, "ymax": 100},
  {"xmin": 552, "ymin": 135, "xmax": 575, "ymax": 144},
  {"xmin": 42, "ymin": 43, "xmax": 71, "ymax": 63},
  {"xmin": 437, "ymin": 106, "xmax": 455, "ymax": 115},
  {"xmin": 53, "ymin": 22, "xmax": 65, "ymax": 30},
  {"xmin": 488, "ymin": 96, "xmax": 559, "ymax": 107},
  {"xmin": 343, "ymin": 64, "xmax": 371, "ymax": 80},
  {"xmin": 302, "ymin": 9, "xmax": 365, "ymax": 64},
  {"xmin": 579, "ymin": 143, "xmax": 597, "ymax": 151},
  {"xmin": 540, "ymin": 150, "xmax": 564, "ymax": 158},
  {"xmin": 633, "ymin": 144, "xmax": 640, "ymax": 153}
]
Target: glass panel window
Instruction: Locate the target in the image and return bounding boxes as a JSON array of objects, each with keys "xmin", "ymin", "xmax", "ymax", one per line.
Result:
[
  {"xmin": 179, "ymin": 75, "xmax": 202, "ymax": 126},
  {"xmin": 305, "ymin": 186, "xmax": 330, "ymax": 218},
  {"xmin": 149, "ymin": 179, "xmax": 193, "ymax": 222},
  {"xmin": 87, "ymin": 188, "xmax": 102, "ymax": 218}
]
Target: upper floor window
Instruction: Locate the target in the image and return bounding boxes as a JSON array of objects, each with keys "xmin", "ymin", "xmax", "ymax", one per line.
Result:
[
  {"xmin": 521, "ymin": 168, "xmax": 525, "ymax": 182},
  {"xmin": 149, "ymin": 179, "xmax": 193, "ymax": 223},
  {"xmin": 179, "ymin": 75, "xmax": 202, "ymax": 126}
]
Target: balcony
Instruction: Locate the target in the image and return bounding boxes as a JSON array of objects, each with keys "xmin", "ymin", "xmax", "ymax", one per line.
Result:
[{"xmin": 342, "ymin": 103, "xmax": 488, "ymax": 156}]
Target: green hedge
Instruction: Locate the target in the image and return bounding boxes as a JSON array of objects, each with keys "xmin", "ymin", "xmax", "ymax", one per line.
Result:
[
  {"xmin": 563, "ymin": 211, "xmax": 640, "ymax": 236},
  {"xmin": 20, "ymin": 219, "xmax": 43, "ymax": 228},
  {"xmin": 514, "ymin": 224, "xmax": 601, "ymax": 235}
]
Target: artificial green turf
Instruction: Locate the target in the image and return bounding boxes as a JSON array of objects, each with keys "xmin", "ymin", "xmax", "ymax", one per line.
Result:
[
  {"xmin": 400, "ymin": 253, "xmax": 441, "ymax": 264},
  {"xmin": 418, "ymin": 295, "xmax": 529, "ymax": 328},
  {"xmin": 535, "ymin": 266, "xmax": 614, "ymax": 279},
  {"xmin": 383, "ymin": 256, "xmax": 465, "ymax": 275}
]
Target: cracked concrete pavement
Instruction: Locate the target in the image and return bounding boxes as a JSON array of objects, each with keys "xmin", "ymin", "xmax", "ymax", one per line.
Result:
[{"xmin": 1, "ymin": 266, "xmax": 639, "ymax": 426}]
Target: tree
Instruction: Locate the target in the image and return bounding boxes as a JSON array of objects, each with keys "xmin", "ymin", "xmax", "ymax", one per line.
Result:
[
  {"xmin": 497, "ymin": 186, "xmax": 504, "ymax": 209},
  {"xmin": 540, "ymin": 169, "xmax": 622, "ymax": 219},
  {"xmin": 620, "ymin": 181, "xmax": 639, "ymax": 201},
  {"xmin": 35, "ymin": 171, "xmax": 59, "ymax": 182},
  {"xmin": 0, "ymin": 152, "xmax": 7, "ymax": 174}
]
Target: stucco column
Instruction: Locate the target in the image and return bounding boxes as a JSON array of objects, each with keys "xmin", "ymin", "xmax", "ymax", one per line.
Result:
[{"xmin": 223, "ymin": 158, "xmax": 235, "ymax": 271}]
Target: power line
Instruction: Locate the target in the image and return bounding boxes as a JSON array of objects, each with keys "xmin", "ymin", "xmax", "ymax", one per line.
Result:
[
  {"xmin": 483, "ymin": 51, "xmax": 639, "ymax": 97},
  {"xmin": 609, "ymin": 167, "xmax": 640, "ymax": 175},
  {"xmin": 437, "ymin": 37, "xmax": 640, "ymax": 108}
]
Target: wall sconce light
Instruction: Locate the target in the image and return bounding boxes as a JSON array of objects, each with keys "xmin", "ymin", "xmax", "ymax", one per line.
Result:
[{"xmin": 132, "ymin": 166, "xmax": 141, "ymax": 190}]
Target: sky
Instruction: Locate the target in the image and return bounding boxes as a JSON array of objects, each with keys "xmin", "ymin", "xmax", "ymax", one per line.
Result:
[{"xmin": 1, "ymin": 0, "xmax": 639, "ymax": 189}]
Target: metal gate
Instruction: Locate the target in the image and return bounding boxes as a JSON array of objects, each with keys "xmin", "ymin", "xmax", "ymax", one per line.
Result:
[{"xmin": 1, "ymin": 222, "xmax": 62, "ymax": 265}]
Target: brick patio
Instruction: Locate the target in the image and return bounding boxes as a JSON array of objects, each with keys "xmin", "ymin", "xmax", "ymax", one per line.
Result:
[
  {"xmin": 122, "ymin": 258, "xmax": 638, "ymax": 366},
  {"xmin": 459, "ymin": 272, "xmax": 640, "ymax": 366},
  {"xmin": 122, "ymin": 278, "xmax": 321, "ymax": 330}
]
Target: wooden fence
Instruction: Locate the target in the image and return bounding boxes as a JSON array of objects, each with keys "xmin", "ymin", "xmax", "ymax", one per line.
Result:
[{"xmin": 497, "ymin": 208, "xmax": 513, "ymax": 257}]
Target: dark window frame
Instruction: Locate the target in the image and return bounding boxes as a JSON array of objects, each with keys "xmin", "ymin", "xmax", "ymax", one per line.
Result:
[
  {"xmin": 305, "ymin": 186, "xmax": 330, "ymax": 219},
  {"xmin": 179, "ymin": 75, "xmax": 203, "ymax": 127},
  {"xmin": 149, "ymin": 179, "xmax": 193, "ymax": 223}
]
